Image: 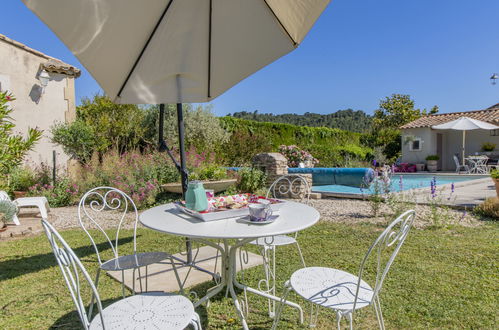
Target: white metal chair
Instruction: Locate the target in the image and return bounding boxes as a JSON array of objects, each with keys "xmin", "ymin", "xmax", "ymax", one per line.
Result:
[
  {"xmin": 453, "ymin": 155, "xmax": 469, "ymax": 174},
  {"xmin": 41, "ymin": 219, "xmax": 201, "ymax": 330},
  {"xmin": 244, "ymin": 175, "xmax": 310, "ymax": 317},
  {"xmin": 78, "ymin": 187, "xmax": 183, "ymax": 301},
  {"xmin": 272, "ymin": 210, "xmax": 416, "ymax": 330},
  {"xmin": 0, "ymin": 190, "xmax": 50, "ymax": 225}
]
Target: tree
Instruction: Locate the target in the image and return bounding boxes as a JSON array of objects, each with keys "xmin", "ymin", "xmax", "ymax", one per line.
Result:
[
  {"xmin": 0, "ymin": 91, "xmax": 42, "ymax": 174},
  {"xmin": 373, "ymin": 94, "xmax": 438, "ymax": 130},
  {"xmin": 51, "ymin": 120, "xmax": 95, "ymax": 163},
  {"xmin": 368, "ymin": 94, "xmax": 438, "ymax": 161},
  {"xmin": 76, "ymin": 94, "xmax": 147, "ymax": 153},
  {"xmin": 144, "ymin": 104, "xmax": 229, "ymax": 152}
]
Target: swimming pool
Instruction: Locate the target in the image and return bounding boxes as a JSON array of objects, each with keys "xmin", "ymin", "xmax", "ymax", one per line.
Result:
[{"xmin": 312, "ymin": 174, "xmax": 486, "ymax": 195}]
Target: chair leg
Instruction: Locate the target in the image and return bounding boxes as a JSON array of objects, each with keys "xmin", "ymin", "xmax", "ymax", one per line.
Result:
[
  {"xmin": 294, "ymin": 241, "xmax": 306, "ymax": 267},
  {"xmin": 309, "ymin": 302, "xmax": 319, "ymax": 327},
  {"xmin": 260, "ymin": 245, "xmax": 276, "ymax": 318},
  {"xmin": 170, "ymin": 256, "xmax": 185, "ymax": 295},
  {"xmin": 336, "ymin": 311, "xmax": 342, "ymax": 330},
  {"xmin": 88, "ymin": 268, "xmax": 101, "ymax": 318},
  {"xmin": 271, "ymin": 282, "xmax": 293, "ymax": 330},
  {"xmin": 137, "ymin": 266, "xmax": 144, "ymax": 293},
  {"xmin": 374, "ymin": 296, "xmax": 385, "ymax": 330},
  {"xmin": 121, "ymin": 270, "xmax": 126, "ymax": 298},
  {"xmin": 346, "ymin": 312, "xmax": 353, "ymax": 330}
]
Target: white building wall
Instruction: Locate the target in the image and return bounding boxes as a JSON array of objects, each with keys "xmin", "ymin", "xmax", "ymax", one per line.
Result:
[
  {"xmin": 0, "ymin": 39, "xmax": 76, "ymax": 169},
  {"xmin": 402, "ymin": 127, "xmax": 499, "ymax": 171}
]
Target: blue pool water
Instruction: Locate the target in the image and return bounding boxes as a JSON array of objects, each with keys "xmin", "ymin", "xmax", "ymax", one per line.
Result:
[{"xmin": 312, "ymin": 174, "xmax": 485, "ymax": 195}]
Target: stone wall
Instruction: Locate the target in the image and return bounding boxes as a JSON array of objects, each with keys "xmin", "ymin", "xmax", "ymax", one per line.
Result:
[{"xmin": 252, "ymin": 152, "xmax": 312, "ymax": 199}]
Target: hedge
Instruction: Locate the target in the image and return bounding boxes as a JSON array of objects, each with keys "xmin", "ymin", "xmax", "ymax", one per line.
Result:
[{"xmin": 219, "ymin": 117, "xmax": 372, "ymax": 166}]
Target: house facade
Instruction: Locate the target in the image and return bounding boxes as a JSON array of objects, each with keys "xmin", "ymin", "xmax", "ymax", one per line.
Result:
[
  {"xmin": 0, "ymin": 33, "xmax": 80, "ymax": 168},
  {"xmin": 400, "ymin": 105, "xmax": 499, "ymax": 171}
]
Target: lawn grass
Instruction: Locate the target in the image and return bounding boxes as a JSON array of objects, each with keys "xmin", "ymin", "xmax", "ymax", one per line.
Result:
[{"xmin": 0, "ymin": 221, "xmax": 497, "ymax": 329}]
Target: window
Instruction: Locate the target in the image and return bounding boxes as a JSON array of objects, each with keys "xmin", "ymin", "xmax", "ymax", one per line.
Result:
[
  {"xmin": 490, "ymin": 129, "xmax": 499, "ymax": 136},
  {"xmin": 409, "ymin": 137, "xmax": 423, "ymax": 151}
]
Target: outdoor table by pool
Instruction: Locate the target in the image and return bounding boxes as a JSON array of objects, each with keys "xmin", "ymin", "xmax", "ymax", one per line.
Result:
[
  {"xmin": 140, "ymin": 201, "xmax": 320, "ymax": 330},
  {"xmin": 466, "ymin": 156, "xmax": 488, "ymax": 173}
]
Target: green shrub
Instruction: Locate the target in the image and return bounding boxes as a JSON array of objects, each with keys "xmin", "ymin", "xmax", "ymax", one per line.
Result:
[
  {"xmin": 474, "ymin": 197, "xmax": 499, "ymax": 219},
  {"xmin": 0, "ymin": 91, "xmax": 42, "ymax": 174},
  {"xmin": 51, "ymin": 120, "xmax": 96, "ymax": 163},
  {"xmin": 426, "ymin": 154, "xmax": 440, "ymax": 161},
  {"xmin": 9, "ymin": 166, "xmax": 36, "ymax": 191},
  {"xmin": 190, "ymin": 164, "xmax": 228, "ymax": 181},
  {"xmin": 28, "ymin": 178, "xmax": 79, "ymax": 207},
  {"xmin": 490, "ymin": 169, "xmax": 499, "ymax": 179},
  {"xmin": 481, "ymin": 142, "xmax": 496, "ymax": 152},
  {"xmin": 236, "ymin": 167, "xmax": 267, "ymax": 193}
]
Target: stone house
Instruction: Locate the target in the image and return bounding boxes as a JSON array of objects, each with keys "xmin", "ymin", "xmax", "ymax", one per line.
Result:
[
  {"xmin": 0, "ymin": 33, "xmax": 80, "ymax": 169},
  {"xmin": 400, "ymin": 104, "xmax": 499, "ymax": 171}
]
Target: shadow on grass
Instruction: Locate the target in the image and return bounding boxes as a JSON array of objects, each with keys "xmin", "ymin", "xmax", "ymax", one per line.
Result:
[{"xmin": 0, "ymin": 236, "xmax": 134, "ymax": 282}]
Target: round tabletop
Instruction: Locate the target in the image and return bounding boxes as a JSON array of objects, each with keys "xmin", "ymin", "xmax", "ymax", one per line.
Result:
[{"xmin": 139, "ymin": 201, "xmax": 320, "ymax": 239}]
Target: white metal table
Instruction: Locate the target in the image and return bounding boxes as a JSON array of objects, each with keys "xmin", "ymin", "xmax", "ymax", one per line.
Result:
[
  {"xmin": 465, "ymin": 156, "xmax": 488, "ymax": 173},
  {"xmin": 140, "ymin": 201, "xmax": 320, "ymax": 329}
]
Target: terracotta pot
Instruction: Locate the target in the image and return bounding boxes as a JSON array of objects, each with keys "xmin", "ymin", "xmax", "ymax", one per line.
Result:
[{"xmin": 13, "ymin": 191, "xmax": 27, "ymax": 199}]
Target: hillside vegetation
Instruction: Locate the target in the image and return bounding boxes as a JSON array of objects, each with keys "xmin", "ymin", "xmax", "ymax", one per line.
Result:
[{"xmin": 228, "ymin": 109, "xmax": 372, "ymax": 133}]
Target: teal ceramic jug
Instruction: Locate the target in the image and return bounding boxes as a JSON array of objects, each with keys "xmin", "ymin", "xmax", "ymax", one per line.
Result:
[{"xmin": 185, "ymin": 181, "xmax": 208, "ymax": 212}]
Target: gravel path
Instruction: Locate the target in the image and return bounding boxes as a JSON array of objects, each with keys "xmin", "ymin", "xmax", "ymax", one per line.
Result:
[{"xmin": 47, "ymin": 198, "xmax": 479, "ymax": 231}]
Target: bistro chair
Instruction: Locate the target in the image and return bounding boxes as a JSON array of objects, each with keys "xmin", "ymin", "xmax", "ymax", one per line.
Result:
[
  {"xmin": 272, "ymin": 210, "xmax": 416, "ymax": 330},
  {"xmin": 453, "ymin": 155, "xmax": 470, "ymax": 173},
  {"xmin": 41, "ymin": 219, "xmax": 201, "ymax": 330},
  {"xmin": 77, "ymin": 187, "xmax": 183, "ymax": 301},
  {"xmin": 244, "ymin": 175, "xmax": 310, "ymax": 317}
]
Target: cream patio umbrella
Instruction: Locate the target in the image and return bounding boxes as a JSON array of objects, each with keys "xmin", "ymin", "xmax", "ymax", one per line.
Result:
[
  {"xmin": 432, "ymin": 116, "xmax": 499, "ymax": 165},
  {"xmin": 22, "ymin": 0, "xmax": 330, "ymax": 193},
  {"xmin": 22, "ymin": 0, "xmax": 331, "ymax": 266}
]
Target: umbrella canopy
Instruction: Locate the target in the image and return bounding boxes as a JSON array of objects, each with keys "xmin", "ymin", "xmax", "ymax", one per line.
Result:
[
  {"xmin": 22, "ymin": 0, "xmax": 330, "ymax": 104},
  {"xmin": 432, "ymin": 117, "xmax": 499, "ymax": 166},
  {"xmin": 431, "ymin": 116, "xmax": 499, "ymax": 131}
]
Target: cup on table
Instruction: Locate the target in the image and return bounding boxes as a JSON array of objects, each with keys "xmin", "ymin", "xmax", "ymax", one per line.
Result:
[
  {"xmin": 205, "ymin": 189, "xmax": 215, "ymax": 198},
  {"xmin": 249, "ymin": 203, "xmax": 273, "ymax": 222}
]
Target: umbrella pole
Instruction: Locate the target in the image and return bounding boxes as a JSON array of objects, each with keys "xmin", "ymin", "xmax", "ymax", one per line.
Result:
[
  {"xmin": 462, "ymin": 131, "xmax": 466, "ymax": 166},
  {"xmin": 176, "ymin": 103, "xmax": 193, "ymax": 264}
]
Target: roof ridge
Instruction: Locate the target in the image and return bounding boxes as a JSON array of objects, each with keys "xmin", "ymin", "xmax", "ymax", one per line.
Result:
[{"xmin": 422, "ymin": 108, "xmax": 497, "ymax": 118}]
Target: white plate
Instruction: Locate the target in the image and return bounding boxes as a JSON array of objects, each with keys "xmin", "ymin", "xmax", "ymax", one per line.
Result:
[{"xmin": 238, "ymin": 215, "xmax": 279, "ymax": 225}]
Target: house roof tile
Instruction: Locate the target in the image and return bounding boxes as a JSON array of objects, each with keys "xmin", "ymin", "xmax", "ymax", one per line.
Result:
[{"xmin": 400, "ymin": 107, "xmax": 499, "ymax": 129}]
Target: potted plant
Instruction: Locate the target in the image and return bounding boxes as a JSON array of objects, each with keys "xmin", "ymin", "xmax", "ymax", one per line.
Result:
[
  {"xmin": 491, "ymin": 169, "xmax": 499, "ymax": 197},
  {"xmin": 9, "ymin": 166, "xmax": 36, "ymax": 198},
  {"xmin": 481, "ymin": 142, "xmax": 496, "ymax": 155},
  {"xmin": 0, "ymin": 199, "xmax": 18, "ymax": 231},
  {"xmin": 425, "ymin": 155, "xmax": 439, "ymax": 172}
]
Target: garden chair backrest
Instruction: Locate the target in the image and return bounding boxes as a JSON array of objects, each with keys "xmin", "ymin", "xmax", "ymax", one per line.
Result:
[
  {"xmin": 0, "ymin": 191, "xmax": 11, "ymax": 201},
  {"xmin": 352, "ymin": 210, "xmax": 415, "ymax": 312},
  {"xmin": 453, "ymin": 155, "xmax": 461, "ymax": 168},
  {"xmin": 41, "ymin": 219, "xmax": 104, "ymax": 330},
  {"xmin": 266, "ymin": 174, "xmax": 311, "ymax": 204},
  {"xmin": 77, "ymin": 187, "xmax": 139, "ymax": 266}
]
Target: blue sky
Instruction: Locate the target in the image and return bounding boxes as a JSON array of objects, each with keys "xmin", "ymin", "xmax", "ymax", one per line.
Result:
[{"xmin": 2, "ymin": 0, "xmax": 499, "ymax": 116}]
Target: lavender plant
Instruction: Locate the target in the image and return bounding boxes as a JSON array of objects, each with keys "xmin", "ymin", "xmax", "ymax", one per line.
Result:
[{"xmin": 361, "ymin": 168, "xmax": 392, "ymax": 217}]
